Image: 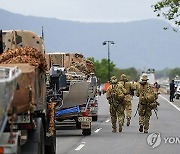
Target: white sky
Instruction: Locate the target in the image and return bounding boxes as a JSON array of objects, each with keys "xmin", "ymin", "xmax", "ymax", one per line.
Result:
[{"xmin": 0, "ymin": 0, "xmax": 160, "ymax": 22}]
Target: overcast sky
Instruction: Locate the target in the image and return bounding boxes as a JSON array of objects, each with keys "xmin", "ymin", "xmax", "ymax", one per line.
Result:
[{"xmin": 0, "ymin": 0, "xmax": 159, "ymax": 22}]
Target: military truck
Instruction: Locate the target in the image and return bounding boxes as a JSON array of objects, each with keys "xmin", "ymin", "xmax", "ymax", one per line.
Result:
[
  {"xmin": 45, "ymin": 53, "xmax": 97, "ymax": 135},
  {"xmin": 0, "ymin": 30, "xmax": 56, "ymax": 154}
]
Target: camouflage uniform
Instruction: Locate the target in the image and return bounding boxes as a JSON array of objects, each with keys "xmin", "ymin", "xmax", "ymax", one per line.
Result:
[
  {"xmin": 119, "ymin": 74, "xmax": 135, "ymax": 126},
  {"xmin": 106, "ymin": 76, "xmax": 127, "ymax": 133},
  {"xmin": 136, "ymin": 75, "xmax": 157, "ymax": 133}
]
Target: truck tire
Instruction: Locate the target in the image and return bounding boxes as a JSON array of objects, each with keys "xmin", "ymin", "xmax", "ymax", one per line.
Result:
[
  {"xmin": 45, "ymin": 131, "xmax": 56, "ymax": 154},
  {"xmin": 21, "ymin": 118, "xmax": 45, "ymax": 154},
  {"xmin": 17, "ymin": 136, "xmax": 21, "ymax": 154},
  {"xmin": 76, "ymin": 121, "xmax": 81, "ymax": 129},
  {"xmin": 92, "ymin": 115, "xmax": 98, "ymax": 121},
  {"xmin": 82, "ymin": 128, "xmax": 91, "ymax": 136}
]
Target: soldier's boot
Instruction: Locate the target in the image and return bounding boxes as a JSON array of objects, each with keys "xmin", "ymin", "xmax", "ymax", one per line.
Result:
[
  {"xmin": 119, "ymin": 123, "xmax": 122, "ymax": 132},
  {"xmin": 126, "ymin": 117, "xmax": 131, "ymax": 126},
  {"xmin": 112, "ymin": 124, "xmax": 117, "ymax": 133},
  {"xmin": 112, "ymin": 128, "xmax": 117, "ymax": 133},
  {"xmin": 144, "ymin": 129, "xmax": 148, "ymax": 133},
  {"xmin": 144, "ymin": 126, "xmax": 149, "ymax": 133},
  {"xmin": 139, "ymin": 125, "xmax": 143, "ymax": 132}
]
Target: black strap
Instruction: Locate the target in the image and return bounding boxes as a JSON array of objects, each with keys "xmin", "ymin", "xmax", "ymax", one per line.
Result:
[{"xmin": 0, "ymin": 30, "xmax": 3, "ymax": 54}]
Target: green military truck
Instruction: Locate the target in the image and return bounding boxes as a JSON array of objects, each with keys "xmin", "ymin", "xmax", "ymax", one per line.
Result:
[{"xmin": 0, "ymin": 30, "xmax": 56, "ymax": 154}]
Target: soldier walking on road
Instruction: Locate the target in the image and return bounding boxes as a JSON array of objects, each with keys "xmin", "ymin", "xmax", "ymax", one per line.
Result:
[
  {"xmin": 136, "ymin": 75, "xmax": 158, "ymax": 133},
  {"xmin": 169, "ymin": 80, "xmax": 175, "ymax": 102},
  {"xmin": 106, "ymin": 76, "xmax": 127, "ymax": 133},
  {"xmin": 119, "ymin": 74, "xmax": 135, "ymax": 126}
]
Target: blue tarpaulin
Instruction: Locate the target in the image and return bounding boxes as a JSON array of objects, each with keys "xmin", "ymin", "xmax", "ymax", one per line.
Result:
[{"xmin": 56, "ymin": 106, "xmax": 80, "ymax": 117}]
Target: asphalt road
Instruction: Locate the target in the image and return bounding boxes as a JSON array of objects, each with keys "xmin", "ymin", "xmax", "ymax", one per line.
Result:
[{"xmin": 56, "ymin": 94, "xmax": 180, "ymax": 154}]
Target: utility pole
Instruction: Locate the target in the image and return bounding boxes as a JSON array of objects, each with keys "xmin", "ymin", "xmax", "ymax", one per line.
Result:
[{"xmin": 103, "ymin": 41, "xmax": 115, "ymax": 81}]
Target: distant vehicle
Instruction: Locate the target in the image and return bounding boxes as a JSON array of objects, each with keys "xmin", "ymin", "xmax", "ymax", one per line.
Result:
[
  {"xmin": 175, "ymin": 85, "xmax": 180, "ymax": 99},
  {"xmin": 46, "ymin": 53, "xmax": 97, "ymax": 136},
  {"xmin": 140, "ymin": 68, "xmax": 155, "ymax": 85},
  {"xmin": 174, "ymin": 79, "xmax": 180, "ymax": 88}
]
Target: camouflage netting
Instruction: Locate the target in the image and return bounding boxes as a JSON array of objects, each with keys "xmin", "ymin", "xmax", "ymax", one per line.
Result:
[
  {"xmin": 66, "ymin": 66, "xmax": 81, "ymax": 72},
  {"xmin": 0, "ymin": 47, "xmax": 47, "ymax": 72},
  {"xmin": 66, "ymin": 60, "xmax": 94, "ymax": 75},
  {"xmin": 86, "ymin": 60, "xmax": 94, "ymax": 74}
]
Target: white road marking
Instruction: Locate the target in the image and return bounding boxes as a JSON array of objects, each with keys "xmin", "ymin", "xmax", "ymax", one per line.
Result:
[
  {"xmin": 160, "ymin": 95, "xmax": 180, "ymax": 112},
  {"xmin": 106, "ymin": 119, "xmax": 110, "ymax": 123},
  {"xmin": 75, "ymin": 144, "xmax": 85, "ymax": 151},
  {"xmin": 94, "ymin": 128, "xmax": 102, "ymax": 133}
]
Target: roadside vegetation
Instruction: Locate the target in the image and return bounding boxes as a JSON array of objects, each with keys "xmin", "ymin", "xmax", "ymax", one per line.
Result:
[{"xmin": 88, "ymin": 57, "xmax": 180, "ymax": 83}]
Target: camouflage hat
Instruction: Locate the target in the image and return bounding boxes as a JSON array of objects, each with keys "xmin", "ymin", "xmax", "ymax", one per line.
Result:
[
  {"xmin": 141, "ymin": 75, "xmax": 149, "ymax": 81},
  {"xmin": 110, "ymin": 76, "xmax": 117, "ymax": 84},
  {"xmin": 120, "ymin": 74, "xmax": 127, "ymax": 81}
]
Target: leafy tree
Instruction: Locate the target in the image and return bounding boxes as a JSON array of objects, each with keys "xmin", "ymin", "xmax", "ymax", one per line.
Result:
[
  {"xmin": 155, "ymin": 68, "xmax": 171, "ymax": 78},
  {"xmin": 89, "ymin": 57, "xmax": 180, "ymax": 83},
  {"xmin": 169, "ymin": 67, "xmax": 180, "ymax": 79},
  {"xmin": 153, "ymin": 0, "xmax": 180, "ymax": 26},
  {"xmin": 88, "ymin": 57, "xmax": 115, "ymax": 83},
  {"xmin": 112, "ymin": 67, "xmax": 140, "ymax": 81}
]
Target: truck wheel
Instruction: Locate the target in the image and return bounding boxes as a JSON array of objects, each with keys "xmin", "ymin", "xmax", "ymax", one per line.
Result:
[
  {"xmin": 76, "ymin": 121, "xmax": 81, "ymax": 129},
  {"xmin": 92, "ymin": 116, "xmax": 98, "ymax": 121},
  {"xmin": 45, "ymin": 131, "xmax": 56, "ymax": 154},
  {"xmin": 17, "ymin": 136, "xmax": 21, "ymax": 154},
  {"xmin": 39, "ymin": 119, "xmax": 45, "ymax": 154},
  {"xmin": 176, "ymin": 95, "xmax": 179, "ymax": 99},
  {"xmin": 21, "ymin": 118, "xmax": 45, "ymax": 154},
  {"xmin": 82, "ymin": 128, "xmax": 91, "ymax": 136}
]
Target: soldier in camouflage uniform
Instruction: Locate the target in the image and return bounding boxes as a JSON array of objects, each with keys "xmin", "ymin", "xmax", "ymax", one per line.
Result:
[
  {"xmin": 119, "ymin": 74, "xmax": 135, "ymax": 126},
  {"xmin": 106, "ymin": 76, "xmax": 127, "ymax": 133},
  {"xmin": 136, "ymin": 75, "xmax": 158, "ymax": 133}
]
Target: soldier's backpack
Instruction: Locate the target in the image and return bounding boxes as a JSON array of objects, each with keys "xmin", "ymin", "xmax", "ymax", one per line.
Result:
[
  {"xmin": 110, "ymin": 84, "xmax": 125, "ymax": 102},
  {"xmin": 143, "ymin": 85, "xmax": 157, "ymax": 109}
]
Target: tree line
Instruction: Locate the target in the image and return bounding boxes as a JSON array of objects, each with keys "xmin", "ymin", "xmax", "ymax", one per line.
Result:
[
  {"xmin": 88, "ymin": 57, "xmax": 180, "ymax": 83},
  {"xmin": 88, "ymin": 57, "xmax": 140, "ymax": 83},
  {"xmin": 155, "ymin": 68, "xmax": 180, "ymax": 80}
]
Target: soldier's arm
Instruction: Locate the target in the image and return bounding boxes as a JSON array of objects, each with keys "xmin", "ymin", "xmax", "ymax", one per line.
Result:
[
  {"xmin": 106, "ymin": 86, "xmax": 112, "ymax": 100},
  {"xmin": 131, "ymin": 83, "xmax": 136, "ymax": 91},
  {"xmin": 106, "ymin": 89, "xmax": 110, "ymax": 100},
  {"xmin": 136, "ymin": 85, "xmax": 140, "ymax": 97},
  {"xmin": 118, "ymin": 83, "xmax": 127, "ymax": 94}
]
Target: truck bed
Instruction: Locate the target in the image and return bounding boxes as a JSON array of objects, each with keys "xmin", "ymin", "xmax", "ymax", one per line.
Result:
[{"xmin": 0, "ymin": 64, "xmax": 46, "ymax": 114}]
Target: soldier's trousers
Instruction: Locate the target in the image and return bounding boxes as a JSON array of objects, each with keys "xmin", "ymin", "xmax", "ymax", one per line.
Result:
[
  {"xmin": 109, "ymin": 104, "xmax": 125, "ymax": 129},
  {"xmin": 138, "ymin": 104, "xmax": 152, "ymax": 130},
  {"xmin": 124, "ymin": 101, "xmax": 132, "ymax": 119}
]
